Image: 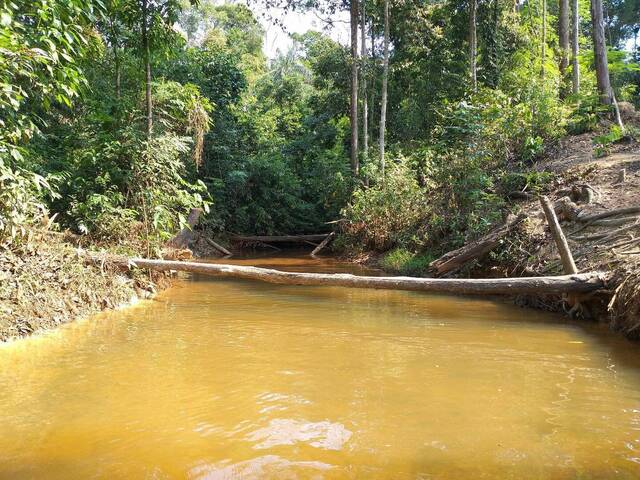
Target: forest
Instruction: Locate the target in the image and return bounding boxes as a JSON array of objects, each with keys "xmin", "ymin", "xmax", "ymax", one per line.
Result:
[
  {"xmin": 5, "ymin": 1, "xmax": 640, "ymax": 476},
  {"xmin": 1, "ymin": 0, "xmax": 640, "ymax": 283}
]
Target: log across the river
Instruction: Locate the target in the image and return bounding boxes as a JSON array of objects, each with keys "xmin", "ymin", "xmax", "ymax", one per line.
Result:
[
  {"xmin": 231, "ymin": 234, "xmax": 331, "ymax": 244},
  {"xmin": 91, "ymin": 255, "xmax": 607, "ymax": 296}
]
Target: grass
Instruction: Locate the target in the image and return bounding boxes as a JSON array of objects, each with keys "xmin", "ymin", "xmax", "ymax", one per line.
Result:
[{"xmin": 379, "ymin": 248, "xmax": 435, "ymax": 276}]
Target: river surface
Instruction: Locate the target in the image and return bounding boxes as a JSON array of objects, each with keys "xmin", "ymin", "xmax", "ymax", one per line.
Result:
[{"xmin": 2, "ymin": 254, "xmax": 640, "ymax": 479}]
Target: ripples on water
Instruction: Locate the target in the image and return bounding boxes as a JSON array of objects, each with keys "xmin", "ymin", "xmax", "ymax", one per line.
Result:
[{"xmin": 1, "ymin": 254, "xmax": 640, "ymax": 479}]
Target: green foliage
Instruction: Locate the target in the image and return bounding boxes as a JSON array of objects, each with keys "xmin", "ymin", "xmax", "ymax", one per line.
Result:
[
  {"xmin": 501, "ymin": 170, "xmax": 553, "ymax": 194},
  {"xmin": 593, "ymin": 125, "xmax": 625, "ymax": 157},
  {"xmin": 343, "ymin": 159, "xmax": 429, "ymax": 251},
  {"xmin": 380, "ymin": 248, "xmax": 435, "ymax": 276},
  {"xmin": 0, "ymin": 154, "xmax": 53, "ymax": 242},
  {"xmin": 0, "ymin": 0, "xmax": 97, "ymax": 150},
  {"xmin": 4, "ymin": 0, "xmax": 640, "ymax": 256}
]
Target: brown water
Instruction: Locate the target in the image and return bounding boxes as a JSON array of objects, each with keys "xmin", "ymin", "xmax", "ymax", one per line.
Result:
[{"xmin": 2, "ymin": 255, "xmax": 640, "ymax": 479}]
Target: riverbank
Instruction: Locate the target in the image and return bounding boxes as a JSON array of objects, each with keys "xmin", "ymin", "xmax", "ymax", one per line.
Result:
[
  {"xmin": 348, "ymin": 131, "xmax": 640, "ymax": 338},
  {"xmin": 0, "ymin": 233, "xmax": 171, "ymax": 341}
]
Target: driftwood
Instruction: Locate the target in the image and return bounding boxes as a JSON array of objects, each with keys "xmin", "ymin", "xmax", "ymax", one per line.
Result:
[
  {"xmin": 577, "ymin": 206, "xmax": 640, "ymax": 223},
  {"xmin": 588, "ymin": 216, "xmax": 640, "ymax": 227},
  {"xmin": 204, "ymin": 237, "xmax": 232, "ymax": 256},
  {"xmin": 540, "ymin": 196, "xmax": 577, "ymax": 274},
  {"xmin": 311, "ymin": 232, "xmax": 335, "ymax": 257},
  {"xmin": 232, "ymin": 234, "xmax": 331, "ymax": 244},
  {"xmin": 167, "ymin": 208, "xmax": 202, "ymax": 249},
  {"xmin": 429, "ymin": 214, "xmax": 526, "ymax": 275},
  {"xmin": 86, "ymin": 254, "xmax": 607, "ymax": 296},
  {"xmin": 573, "ymin": 220, "xmax": 640, "ymax": 243}
]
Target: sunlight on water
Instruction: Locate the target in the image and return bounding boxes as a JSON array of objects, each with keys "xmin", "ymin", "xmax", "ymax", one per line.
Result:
[{"xmin": 1, "ymin": 254, "xmax": 640, "ymax": 479}]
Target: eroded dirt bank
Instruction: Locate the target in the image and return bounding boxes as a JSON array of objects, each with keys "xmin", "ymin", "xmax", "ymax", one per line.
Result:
[{"xmin": 0, "ymin": 233, "xmax": 168, "ymax": 341}]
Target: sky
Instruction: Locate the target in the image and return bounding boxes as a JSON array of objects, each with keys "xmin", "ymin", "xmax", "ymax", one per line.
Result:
[{"xmin": 245, "ymin": 1, "xmax": 351, "ymax": 58}]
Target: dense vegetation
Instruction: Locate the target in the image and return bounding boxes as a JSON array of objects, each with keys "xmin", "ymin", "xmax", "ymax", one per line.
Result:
[{"xmin": 1, "ymin": 0, "xmax": 639, "ymax": 261}]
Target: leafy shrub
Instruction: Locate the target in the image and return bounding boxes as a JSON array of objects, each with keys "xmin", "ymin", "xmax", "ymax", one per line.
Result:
[
  {"xmin": 342, "ymin": 159, "xmax": 429, "ymax": 251},
  {"xmin": 593, "ymin": 125, "xmax": 624, "ymax": 157},
  {"xmin": 501, "ymin": 170, "xmax": 553, "ymax": 194},
  {"xmin": 0, "ymin": 153, "xmax": 53, "ymax": 242},
  {"xmin": 380, "ymin": 248, "xmax": 435, "ymax": 276}
]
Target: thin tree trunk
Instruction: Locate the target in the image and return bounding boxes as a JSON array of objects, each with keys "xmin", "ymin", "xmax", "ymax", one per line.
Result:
[
  {"xmin": 360, "ymin": 0, "xmax": 368, "ymax": 167},
  {"xmin": 369, "ymin": 24, "xmax": 376, "ymax": 146},
  {"xmin": 559, "ymin": 0, "xmax": 570, "ymax": 97},
  {"xmin": 379, "ymin": 0, "xmax": 389, "ymax": 180},
  {"xmin": 469, "ymin": 0, "xmax": 477, "ymax": 91},
  {"xmin": 114, "ymin": 48, "xmax": 121, "ymax": 99},
  {"xmin": 350, "ymin": 0, "xmax": 359, "ymax": 176},
  {"xmin": 141, "ymin": 0, "xmax": 153, "ymax": 136},
  {"xmin": 571, "ymin": 0, "xmax": 580, "ymax": 94},
  {"xmin": 590, "ymin": 0, "xmax": 613, "ymax": 104},
  {"xmin": 541, "ymin": 0, "xmax": 547, "ymax": 78},
  {"xmin": 109, "ymin": 18, "xmax": 121, "ymax": 99}
]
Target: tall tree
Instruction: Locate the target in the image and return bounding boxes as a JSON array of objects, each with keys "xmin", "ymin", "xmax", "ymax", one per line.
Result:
[
  {"xmin": 541, "ymin": 0, "xmax": 547, "ymax": 78},
  {"xmin": 558, "ymin": 0, "xmax": 569, "ymax": 96},
  {"xmin": 379, "ymin": 0, "xmax": 389, "ymax": 179},
  {"xmin": 469, "ymin": 0, "xmax": 478, "ymax": 91},
  {"xmin": 571, "ymin": 0, "xmax": 580, "ymax": 94},
  {"xmin": 141, "ymin": 0, "xmax": 153, "ymax": 136},
  {"xmin": 350, "ymin": 0, "xmax": 359, "ymax": 176},
  {"xmin": 590, "ymin": 0, "xmax": 613, "ymax": 104},
  {"xmin": 361, "ymin": 0, "xmax": 368, "ymax": 167},
  {"xmin": 101, "ymin": 0, "xmax": 125, "ymax": 99},
  {"xmin": 123, "ymin": 0, "xmax": 191, "ymax": 137}
]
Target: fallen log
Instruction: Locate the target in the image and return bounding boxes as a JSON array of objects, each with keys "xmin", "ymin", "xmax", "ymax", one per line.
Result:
[
  {"xmin": 231, "ymin": 234, "xmax": 331, "ymax": 244},
  {"xmin": 311, "ymin": 232, "xmax": 335, "ymax": 257},
  {"xmin": 577, "ymin": 206, "xmax": 640, "ymax": 222},
  {"xmin": 204, "ymin": 237, "xmax": 232, "ymax": 256},
  {"xmin": 429, "ymin": 214, "xmax": 526, "ymax": 275},
  {"xmin": 85, "ymin": 254, "xmax": 606, "ymax": 296}
]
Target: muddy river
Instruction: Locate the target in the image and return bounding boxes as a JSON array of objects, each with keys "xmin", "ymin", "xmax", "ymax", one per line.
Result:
[{"xmin": 1, "ymin": 255, "xmax": 640, "ymax": 478}]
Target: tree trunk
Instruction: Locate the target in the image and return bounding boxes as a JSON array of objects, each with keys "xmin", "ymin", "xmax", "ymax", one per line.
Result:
[
  {"xmin": 350, "ymin": 0, "xmax": 359, "ymax": 176},
  {"xmin": 115, "ymin": 60, "xmax": 121, "ymax": 99},
  {"xmin": 559, "ymin": 0, "xmax": 570, "ymax": 97},
  {"xmin": 310, "ymin": 232, "xmax": 335, "ymax": 256},
  {"xmin": 360, "ymin": 0, "xmax": 368, "ymax": 167},
  {"xmin": 109, "ymin": 18, "xmax": 121, "ymax": 99},
  {"xmin": 88, "ymin": 255, "xmax": 607, "ymax": 296},
  {"xmin": 541, "ymin": 0, "xmax": 547, "ymax": 78},
  {"xmin": 571, "ymin": 0, "xmax": 580, "ymax": 94},
  {"xmin": 141, "ymin": 0, "xmax": 153, "ymax": 136},
  {"xmin": 231, "ymin": 234, "xmax": 331, "ymax": 244},
  {"xmin": 167, "ymin": 208, "xmax": 202, "ymax": 249},
  {"xmin": 369, "ymin": 22, "xmax": 376, "ymax": 146},
  {"xmin": 590, "ymin": 0, "xmax": 613, "ymax": 104},
  {"xmin": 469, "ymin": 0, "xmax": 478, "ymax": 91},
  {"xmin": 379, "ymin": 0, "xmax": 389, "ymax": 180},
  {"xmin": 429, "ymin": 214, "xmax": 526, "ymax": 275}
]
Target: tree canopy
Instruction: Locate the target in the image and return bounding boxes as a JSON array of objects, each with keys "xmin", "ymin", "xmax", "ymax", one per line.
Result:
[{"xmin": 1, "ymin": 0, "xmax": 638, "ymax": 256}]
